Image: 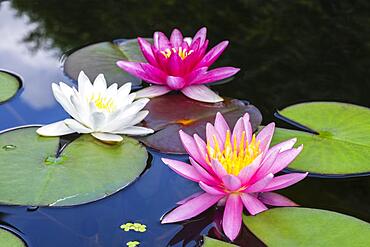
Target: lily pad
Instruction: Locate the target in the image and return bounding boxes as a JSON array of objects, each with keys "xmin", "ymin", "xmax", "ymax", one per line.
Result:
[
  {"xmin": 243, "ymin": 207, "xmax": 370, "ymax": 247},
  {"xmin": 203, "ymin": 236, "xmax": 238, "ymax": 247},
  {"xmin": 271, "ymin": 102, "xmax": 370, "ymax": 176},
  {"xmin": 63, "ymin": 39, "xmax": 147, "ymax": 88},
  {"xmin": 139, "ymin": 94, "xmax": 262, "ymax": 153},
  {"xmin": 0, "ymin": 127, "xmax": 148, "ymax": 206},
  {"xmin": 0, "ymin": 229, "xmax": 25, "ymax": 247},
  {"xmin": 0, "ymin": 71, "xmax": 21, "ymax": 103}
]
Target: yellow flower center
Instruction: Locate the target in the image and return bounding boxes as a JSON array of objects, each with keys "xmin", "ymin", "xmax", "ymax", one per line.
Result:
[
  {"xmin": 160, "ymin": 47, "xmax": 194, "ymax": 60},
  {"xmin": 89, "ymin": 94, "xmax": 115, "ymax": 112},
  {"xmin": 206, "ymin": 130, "xmax": 261, "ymax": 176}
]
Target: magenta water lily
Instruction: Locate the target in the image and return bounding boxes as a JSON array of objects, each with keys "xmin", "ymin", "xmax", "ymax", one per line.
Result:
[
  {"xmin": 161, "ymin": 112, "xmax": 307, "ymax": 241},
  {"xmin": 117, "ymin": 27, "xmax": 240, "ymax": 103}
]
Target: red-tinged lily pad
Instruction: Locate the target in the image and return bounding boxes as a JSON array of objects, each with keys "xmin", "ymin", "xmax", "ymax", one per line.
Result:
[
  {"xmin": 63, "ymin": 39, "xmax": 147, "ymax": 88},
  {"xmin": 138, "ymin": 94, "xmax": 262, "ymax": 153}
]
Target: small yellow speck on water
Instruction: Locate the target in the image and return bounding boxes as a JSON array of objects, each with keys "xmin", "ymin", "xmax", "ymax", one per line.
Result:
[
  {"xmin": 176, "ymin": 119, "xmax": 195, "ymax": 126},
  {"xmin": 120, "ymin": 222, "xmax": 147, "ymax": 232},
  {"xmin": 126, "ymin": 240, "xmax": 140, "ymax": 247}
]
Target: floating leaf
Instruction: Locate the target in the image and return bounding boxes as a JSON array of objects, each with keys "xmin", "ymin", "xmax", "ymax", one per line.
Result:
[
  {"xmin": 0, "ymin": 127, "xmax": 148, "ymax": 206},
  {"xmin": 63, "ymin": 39, "xmax": 147, "ymax": 88},
  {"xmin": 272, "ymin": 102, "xmax": 370, "ymax": 176},
  {"xmin": 0, "ymin": 229, "xmax": 25, "ymax": 247},
  {"xmin": 139, "ymin": 94, "xmax": 262, "ymax": 153},
  {"xmin": 203, "ymin": 236, "xmax": 238, "ymax": 247},
  {"xmin": 0, "ymin": 71, "xmax": 21, "ymax": 103},
  {"xmin": 243, "ymin": 207, "xmax": 370, "ymax": 247}
]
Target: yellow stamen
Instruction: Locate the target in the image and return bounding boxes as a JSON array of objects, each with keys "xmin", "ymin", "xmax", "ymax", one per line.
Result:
[
  {"xmin": 206, "ymin": 130, "xmax": 261, "ymax": 176},
  {"xmin": 160, "ymin": 47, "xmax": 194, "ymax": 60},
  {"xmin": 89, "ymin": 94, "xmax": 116, "ymax": 112}
]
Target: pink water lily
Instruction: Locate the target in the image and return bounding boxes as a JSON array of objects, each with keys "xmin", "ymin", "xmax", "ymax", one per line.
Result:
[
  {"xmin": 117, "ymin": 27, "xmax": 240, "ymax": 103},
  {"xmin": 161, "ymin": 112, "xmax": 307, "ymax": 241}
]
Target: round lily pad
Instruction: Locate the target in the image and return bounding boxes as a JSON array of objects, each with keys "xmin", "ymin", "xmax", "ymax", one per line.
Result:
[
  {"xmin": 0, "ymin": 71, "xmax": 21, "ymax": 103},
  {"xmin": 63, "ymin": 39, "xmax": 147, "ymax": 88},
  {"xmin": 138, "ymin": 94, "xmax": 262, "ymax": 153},
  {"xmin": 243, "ymin": 207, "xmax": 370, "ymax": 247},
  {"xmin": 203, "ymin": 236, "xmax": 238, "ymax": 247},
  {"xmin": 0, "ymin": 228, "xmax": 26, "ymax": 247},
  {"xmin": 271, "ymin": 102, "xmax": 370, "ymax": 176},
  {"xmin": 0, "ymin": 127, "xmax": 148, "ymax": 206}
]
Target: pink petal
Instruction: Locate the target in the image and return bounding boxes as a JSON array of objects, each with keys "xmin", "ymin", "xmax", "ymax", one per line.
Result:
[
  {"xmin": 135, "ymin": 85, "xmax": 171, "ymax": 99},
  {"xmin": 268, "ymin": 145, "xmax": 303, "ymax": 175},
  {"xmin": 256, "ymin": 123, "xmax": 275, "ymax": 155},
  {"xmin": 210, "ymin": 159, "xmax": 227, "ymax": 179},
  {"xmin": 242, "ymin": 113, "xmax": 253, "ymax": 143},
  {"xmin": 232, "ymin": 117, "xmax": 245, "ymax": 147},
  {"xmin": 238, "ymin": 154, "xmax": 263, "ymax": 185},
  {"xmin": 170, "ymin": 28, "xmax": 183, "ymax": 47},
  {"xmin": 179, "ymin": 130, "xmax": 205, "ymax": 165},
  {"xmin": 198, "ymin": 41, "xmax": 229, "ymax": 67},
  {"xmin": 259, "ymin": 192, "xmax": 298, "ymax": 207},
  {"xmin": 162, "ymin": 158, "xmax": 203, "ymax": 182},
  {"xmin": 192, "ymin": 27, "xmax": 207, "ymax": 47},
  {"xmin": 166, "ymin": 53, "xmax": 182, "ymax": 76},
  {"xmin": 161, "ymin": 192, "xmax": 223, "ymax": 223},
  {"xmin": 214, "ymin": 112, "xmax": 230, "ymax": 143},
  {"xmin": 223, "ymin": 194, "xmax": 243, "ymax": 241},
  {"xmin": 222, "ymin": 175, "xmax": 242, "ymax": 191},
  {"xmin": 192, "ymin": 134, "xmax": 209, "ymax": 167},
  {"xmin": 240, "ymin": 193, "xmax": 268, "ymax": 215},
  {"xmin": 154, "ymin": 31, "xmax": 171, "ymax": 50},
  {"xmin": 268, "ymin": 138, "xmax": 297, "ymax": 154},
  {"xmin": 176, "ymin": 192, "xmax": 203, "ymax": 205},
  {"xmin": 253, "ymin": 149, "xmax": 280, "ymax": 181},
  {"xmin": 181, "ymin": 85, "xmax": 223, "ymax": 103},
  {"xmin": 187, "ymin": 67, "xmax": 208, "ymax": 85},
  {"xmin": 191, "ymin": 67, "xmax": 240, "ymax": 85},
  {"xmin": 206, "ymin": 122, "xmax": 224, "ymax": 149},
  {"xmin": 262, "ymin": 172, "xmax": 308, "ymax": 192},
  {"xmin": 166, "ymin": 75, "xmax": 186, "ymax": 90},
  {"xmin": 199, "ymin": 182, "xmax": 225, "ymax": 195},
  {"xmin": 116, "ymin": 61, "xmax": 165, "ymax": 85},
  {"xmin": 137, "ymin": 37, "xmax": 157, "ymax": 66},
  {"xmin": 244, "ymin": 173, "xmax": 274, "ymax": 193},
  {"xmin": 189, "ymin": 157, "xmax": 218, "ymax": 185}
]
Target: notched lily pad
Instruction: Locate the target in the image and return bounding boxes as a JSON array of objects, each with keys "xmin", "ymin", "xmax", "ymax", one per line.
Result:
[
  {"xmin": 243, "ymin": 207, "xmax": 370, "ymax": 247},
  {"xmin": 0, "ymin": 228, "xmax": 26, "ymax": 247},
  {"xmin": 272, "ymin": 102, "xmax": 370, "ymax": 176},
  {"xmin": 0, "ymin": 71, "xmax": 21, "ymax": 103},
  {"xmin": 0, "ymin": 127, "xmax": 148, "ymax": 206},
  {"xmin": 138, "ymin": 94, "xmax": 262, "ymax": 153},
  {"xmin": 203, "ymin": 236, "xmax": 238, "ymax": 247},
  {"xmin": 63, "ymin": 39, "xmax": 147, "ymax": 88}
]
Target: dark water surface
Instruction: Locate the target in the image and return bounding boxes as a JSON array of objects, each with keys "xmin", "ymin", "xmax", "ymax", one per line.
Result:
[{"xmin": 0, "ymin": 1, "xmax": 369, "ymax": 246}]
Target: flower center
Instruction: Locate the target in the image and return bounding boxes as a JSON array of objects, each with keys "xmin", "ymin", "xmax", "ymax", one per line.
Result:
[
  {"xmin": 160, "ymin": 47, "xmax": 194, "ymax": 60},
  {"xmin": 206, "ymin": 130, "xmax": 261, "ymax": 176},
  {"xmin": 89, "ymin": 94, "xmax": 116, "ymax": 112}
]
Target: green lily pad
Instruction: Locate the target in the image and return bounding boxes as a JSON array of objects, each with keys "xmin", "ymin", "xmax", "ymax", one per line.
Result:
[
  {"xmin": 243, "ymin": 207, "xmax": 370, "ymax": 247},
  {"xmin": 63, "ymin": 39, "xmax": 147, "ymax": 88},
  {"xmin": 271, "ymin": 102, "xmax": 370, "ymax": 176},
  {"xmin": 0, "ymin": 229, "xmax": 25, "ymax": 247},
  {"xmin": 138, "ymin": 94, "xmax": 262, "ymax": 153},
  {"xmin": 0, "ymin": 71, "xmax": 21, "ymax": 103},
  {"xmin": 0, "ymin": 127, "xmax": 148, "ymax": 206},
  {"xmin": 203, "ymin": 236, "xmax": 238, "ymax": 247}
]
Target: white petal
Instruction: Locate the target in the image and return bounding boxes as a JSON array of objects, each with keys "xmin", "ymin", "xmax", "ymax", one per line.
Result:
[
  {"xmin": 59, "ymin": 82, "xmax": 75, "ymax": 98},
  {"xmin": 181, "ymin": 85, "xmax": 223, "ymax": 103},
  {"xmin": 78, "ymin": 71, "xmax": 93, "ymax": 98},
  {"xmin": 91, "ymin": 132, "xmax": 123, "ymax": 143},
  {"xmin": 64, "ymin": 119, "xmax": 92, "ymax": 133},
  {"xmin": 117, "ymin": 82, "xmax": 132, "ymax": 98},
  {"xmin": 117, "ymin": 126, "xmax": 154, "ymax": 136},
  {"xmin": 90, "ymin": 111, "xmax": 106, "ymax": 131},
  {"xmin": 135, "ymin": 86, "xmax": 170, "ymax": 98},
  {"xmin": 36, "ymin": 120, "xmax": 75, "ymax": 136},
  {"xmin": 106, "ymin": 83, "xmax": 118, "ymax": 98},
  {"xmin": 52, "ymin": 83, "xmax": 79, "ymax": 119},
  {"xmin": 93, "ymin": 74, "xmax": 107, "ymax": 91},
  {"xmin": 117, "ymin": 93, "xmax": 136, "ymax": 109},
  {"xmin": 129, "ymin": 110, "xmax": 149, "ymax": 126}
]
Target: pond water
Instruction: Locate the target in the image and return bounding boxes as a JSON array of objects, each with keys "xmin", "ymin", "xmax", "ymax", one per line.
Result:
[{"xmin": 0, "ymin": 1, "xmax": 369, "ymax": 246}]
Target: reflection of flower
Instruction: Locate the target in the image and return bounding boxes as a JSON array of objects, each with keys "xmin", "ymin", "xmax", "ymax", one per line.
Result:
[
  {"xmin": 117, "ymin": 27, "xmax": 239, "ymax": 103},
  {"xmin": 161, "ymin": 112, "xmax": 307, "ymax": 241},
  {"xmin": 37, "ymin": 71, "xmax": 153, "ymax": 143}
]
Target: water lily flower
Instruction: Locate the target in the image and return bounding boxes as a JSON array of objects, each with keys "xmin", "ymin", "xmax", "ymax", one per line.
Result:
[
  {"xmin": 117, "ymin": 27, "xmax": 240, "ymax": 103},
  {"xmin": 161, "ymin": 112, "xmax": 307, "ymax": 241},
  {"xmin": 37, "ymin": 71, "xmax": 153, "ymax": 143}
]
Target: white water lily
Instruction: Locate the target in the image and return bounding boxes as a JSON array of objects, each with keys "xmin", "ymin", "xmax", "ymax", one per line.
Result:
[{"xmin": 37, "ymin": 71, "xmax": 153, "ymax": 143}]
